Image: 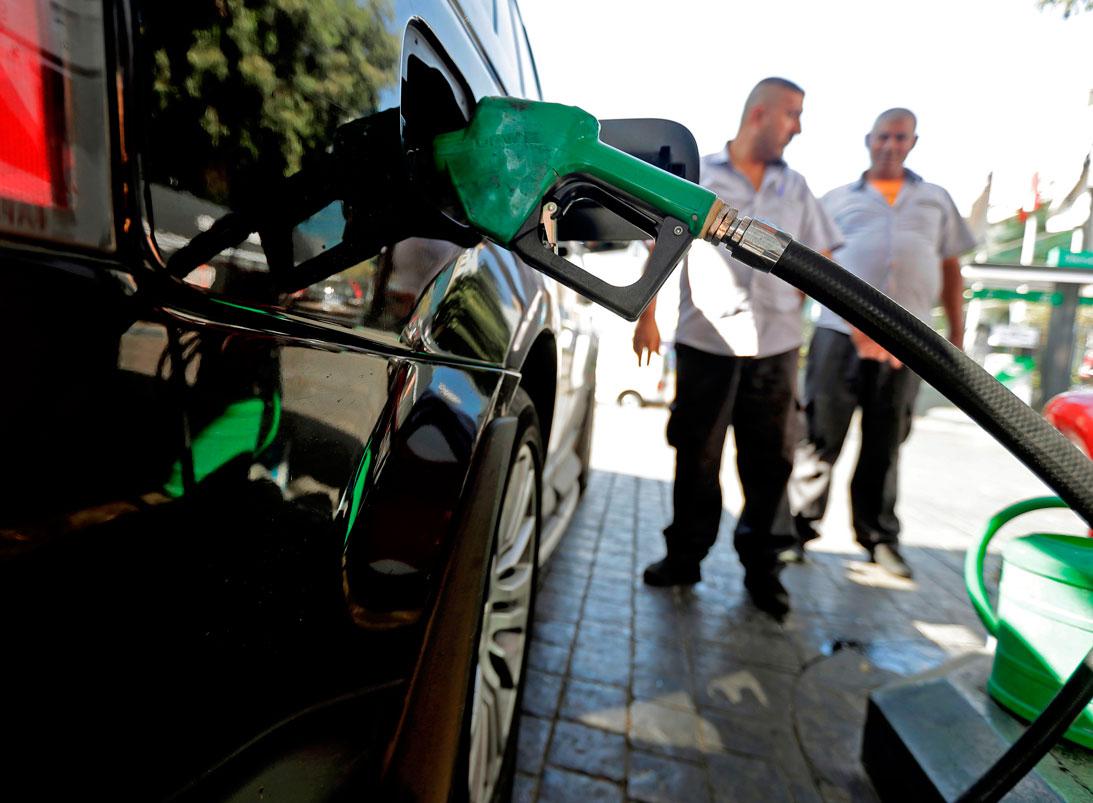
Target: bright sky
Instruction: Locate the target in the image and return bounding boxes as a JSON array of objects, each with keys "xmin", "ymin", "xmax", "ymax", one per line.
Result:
[{"xmin": 521, "ymin": 0, "xmax": 1093, "ymax": 219}]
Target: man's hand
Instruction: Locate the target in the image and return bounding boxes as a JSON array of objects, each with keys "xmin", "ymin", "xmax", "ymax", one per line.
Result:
[
  {"xmin": 941, "ymin": 256, "xmax": 965, "ymax": 352},
  {"xmin": 633, "ymin": 314, "xmax": 661, "ymax": 366},
  {"xmin": 850, "ymin": 327, "xmax": 902, "ymax": 368}
]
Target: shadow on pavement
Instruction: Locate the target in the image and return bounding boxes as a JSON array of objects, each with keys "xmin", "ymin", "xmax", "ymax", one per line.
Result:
[{"xmin": 513, "ymin": 468, "xmax": 1042, "ymax": 803}]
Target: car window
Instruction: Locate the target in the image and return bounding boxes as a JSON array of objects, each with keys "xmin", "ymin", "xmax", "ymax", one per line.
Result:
[
  {"xmin": 453, "ymin": 0, "xmax": 519, "ymax": 93},
  {"xmin": 511, "ymin": 2, "xmax": 541, "ymax": 99},
  {"xmin": 141, "ymin": 1, "xmax": 401, "ymax": 274},
  {"xmin": 139, "ymin": 2, "xmax": 497, "ymax": 345},
  {"xmin": 493, "ymin": 0, "xmax": 514, "ymax": 52},
  {"xmin": 491, "ymin": 0, "xmax": 520, "ymax": 91},
  {"xmin": 137, "ymin": 4, "xmax": 527, "ymax": 362}
]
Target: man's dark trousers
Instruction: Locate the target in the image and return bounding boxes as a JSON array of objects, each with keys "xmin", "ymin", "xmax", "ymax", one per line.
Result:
[
  {"xmin": 663, "ymin": 343, "xmax": 799, "ymax": 576},
  {"xmin": 790, "ymin": 327, "xmax": 921, "ymax": 548}
]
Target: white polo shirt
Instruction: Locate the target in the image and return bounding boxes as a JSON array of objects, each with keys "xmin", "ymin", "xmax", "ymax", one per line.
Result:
[
  {"xmin": 676, "ymin": 148, "xmax": 842, "ymax": 358},
  {"xmin": 816, "ymin": 170, "xmax": 976, "ymax": 334}
]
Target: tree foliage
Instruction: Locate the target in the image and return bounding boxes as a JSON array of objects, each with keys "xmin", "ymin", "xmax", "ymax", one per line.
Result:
[
  {"xmin": 145, "ymin": 0, "xmax": 399, "ymax": 204},
  {"xmin": 1036, "ymin": 0, "xmax": 1093, "ymax": 17}
]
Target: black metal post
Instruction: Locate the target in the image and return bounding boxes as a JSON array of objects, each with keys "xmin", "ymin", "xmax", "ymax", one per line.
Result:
[{"xmin": 1040, "ymin": 282, "xmax": 1080, "ymax": 406}]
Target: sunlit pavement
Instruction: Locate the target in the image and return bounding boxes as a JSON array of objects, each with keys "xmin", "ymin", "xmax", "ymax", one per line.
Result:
[{"xmin": 514, "ymin": 400, "xmax": 1080, "ymax": 802}]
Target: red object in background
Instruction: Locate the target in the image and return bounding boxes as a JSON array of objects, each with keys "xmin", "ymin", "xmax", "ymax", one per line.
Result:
[
  {"xmin": 1044, "ymin": 390, "xmax": 1093, "ymax": 536},
  {"xmin": 1015, "ymin": 173, "xmax": 1042, "ymax": 224},
  {"xmin": 1044, "ymin": 389, "xmax": 1093, "ymax": 459},
  {"xmin": 0, "ymin": 2, "xmax": 61, "ymax": 208}
]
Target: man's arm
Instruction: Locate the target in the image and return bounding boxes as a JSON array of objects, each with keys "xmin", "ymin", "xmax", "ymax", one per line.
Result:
[
  {"xmin": 826, "ymin": 242, "xmax": 902, "ymax": 368},
  {"xmin": 851, "ymin": 255, "xmax": 965, "ymax": 365},
  {"xmin": 631, "ymin": 240, "xmax": 663, "ymax": 365},
  {"xmin": 940, "ymin": 256, "xmax": 964, "ymax": 349},
  {"xmin": 849, "ymin": 327, "xmax": 902, "ymax": 368},
  {"xmin": 633, "ymin": 294, "xmax": 661, "ymax": 366}
]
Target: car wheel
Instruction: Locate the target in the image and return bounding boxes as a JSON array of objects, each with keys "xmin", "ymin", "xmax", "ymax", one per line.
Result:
[
  {"xmin": 617, "ymin": 390, "xmax": 643, "ymax": 408},
  {"xmin": 465, "ymin": 387, "xmax": 541, "ymax": 803}
]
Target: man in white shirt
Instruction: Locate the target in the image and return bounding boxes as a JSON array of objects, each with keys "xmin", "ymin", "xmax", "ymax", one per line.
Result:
[
  {"xmin": 633, "ymin": 77, "xmax": 841, "ymax": 618},
  {"xmin": 788, "ymin": 108, "xmax": 975, "ymax": 578}
]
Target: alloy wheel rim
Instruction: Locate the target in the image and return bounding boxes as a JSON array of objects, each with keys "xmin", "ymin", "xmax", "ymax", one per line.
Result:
[{"xmin": 467, "ymin": 443, "xmax": 536, "ymax": 802}]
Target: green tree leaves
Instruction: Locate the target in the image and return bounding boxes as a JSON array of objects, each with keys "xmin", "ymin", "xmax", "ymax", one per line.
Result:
[{"xmin": 1037, "ymin": 0, "xmax": 1093, "ymax": 18}]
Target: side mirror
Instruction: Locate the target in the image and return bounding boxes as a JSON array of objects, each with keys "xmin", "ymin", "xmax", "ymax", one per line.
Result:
[{"xmin": 555, "ymin": 118, "xmax": 700, "ymax": 244}]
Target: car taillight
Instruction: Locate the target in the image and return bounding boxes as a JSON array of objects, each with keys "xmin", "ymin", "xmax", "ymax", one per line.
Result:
[
  {"xmin": 0, "ymin": 3, "xmax": 56, "ymax": 207},
  {"xmin": 0, "ymin": 0, "xmax": 114, "ymax": 250}
]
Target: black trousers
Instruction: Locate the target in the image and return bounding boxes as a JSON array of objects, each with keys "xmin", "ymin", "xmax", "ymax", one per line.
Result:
[
  {"xmin": 789, "ymin": 328, "xmax": 921, "ymax": 549},
  {"xmin": 663, "ymin": 343, "xmax": 799, "ymax": 575}
]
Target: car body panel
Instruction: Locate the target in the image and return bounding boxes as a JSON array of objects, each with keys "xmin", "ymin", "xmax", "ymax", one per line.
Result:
[
  {"xmin": 1, "ymin": 0, "xmax": 597, "ymax": 799},
  {"xmin": 0, "ymin": 248, "xmax": 518, "ymax": 795}
]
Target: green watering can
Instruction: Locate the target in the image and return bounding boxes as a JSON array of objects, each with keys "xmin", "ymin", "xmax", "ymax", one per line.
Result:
[{"xmin": 965, "ymin": 496, "xmax": 1093, "ymax": 749}]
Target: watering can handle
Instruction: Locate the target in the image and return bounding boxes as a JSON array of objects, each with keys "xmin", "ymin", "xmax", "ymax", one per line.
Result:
[{"xmin": 964, "ymin": 496, "xmax": 1069, "ymax": 635}]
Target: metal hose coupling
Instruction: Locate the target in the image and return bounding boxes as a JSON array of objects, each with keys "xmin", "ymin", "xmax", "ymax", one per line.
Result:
[{"xmin": 701, "ymin": 199, "xmax": 794, "ymax": 273}]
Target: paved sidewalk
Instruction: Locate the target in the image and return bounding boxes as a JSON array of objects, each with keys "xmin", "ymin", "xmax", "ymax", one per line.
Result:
[{"xmin": 515, "ymin": 401, "xmax": 1081, "ymax": 802}]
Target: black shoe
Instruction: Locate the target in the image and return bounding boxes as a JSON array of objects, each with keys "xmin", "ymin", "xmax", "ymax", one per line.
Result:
[
  {"xmin": 871, "ymin": 543, "xmax": 913, "ymax": 579},
  {"xmin": 793, "ymin": 515, "xmax": 821, "ymax": 545},
  {"xmin": 643, "ymin": 557, "xmax": 701, "ymax": 587},
  {"xmin": 744, "ymin": 573, "xmax": 791, "ymax": 620}
]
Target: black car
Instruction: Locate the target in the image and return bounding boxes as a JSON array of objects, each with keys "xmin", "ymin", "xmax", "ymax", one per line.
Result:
[{"xmin": 0, "ymin": 1, "xmax": 601, "ymax": 800}]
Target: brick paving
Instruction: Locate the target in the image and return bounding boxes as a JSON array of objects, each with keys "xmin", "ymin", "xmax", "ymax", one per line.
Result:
[{"xmin": 516, "ymin": 401, "xmax": 1081, "ymax": 802}]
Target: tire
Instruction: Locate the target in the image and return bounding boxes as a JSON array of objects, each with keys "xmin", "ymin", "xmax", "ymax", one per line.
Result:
[
  {"xmin": 616, "ymin": 390, "xmax": 643, "ymax": 408},
  {"xmin": 462, "ymin": 387, "xmax": 541, "ymax": 803}
]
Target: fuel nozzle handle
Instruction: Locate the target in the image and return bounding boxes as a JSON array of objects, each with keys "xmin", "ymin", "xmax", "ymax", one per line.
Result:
[
  {"xmin": 434, "ymin": 97, "xmax": 728, "ymax": 319},
  {"xmin": 434, "ymin": 98, "xmax": 721, "ymax": 245}
]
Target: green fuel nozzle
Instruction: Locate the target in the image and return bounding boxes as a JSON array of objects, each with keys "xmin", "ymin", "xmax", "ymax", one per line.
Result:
[
  {"xmin": 433, "ymin": 97, "xmax": 781, "ymax": 320},
  {"xmin": 433, "ymin": 98, "xmax": 720, "ymax": 243}
]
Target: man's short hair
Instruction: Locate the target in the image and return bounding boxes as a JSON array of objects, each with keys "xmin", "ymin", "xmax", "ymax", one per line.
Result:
[
  {"xmin": 743, "ymin": 77, "xmax": 805, "ymax": 115},
  {"xmin": 872, "ymin": 107, "xmax": 917, "ymax": 131}
]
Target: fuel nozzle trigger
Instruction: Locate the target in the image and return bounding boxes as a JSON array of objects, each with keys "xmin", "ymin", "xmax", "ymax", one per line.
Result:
[{"xmin": 510, "ymin": 177, "xmax": 692, "ymax": 320}]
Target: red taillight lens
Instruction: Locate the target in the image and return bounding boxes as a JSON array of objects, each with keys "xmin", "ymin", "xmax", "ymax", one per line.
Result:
[
  {"xmin": 0, "ymin": 3, "xmax": 60, "ymax": 208},
  {"xmin": 0, "ymin": 1, "xmax": 113, "ymax": 250}
]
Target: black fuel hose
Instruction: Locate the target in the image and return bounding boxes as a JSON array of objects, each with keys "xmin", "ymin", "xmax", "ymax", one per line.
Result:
[
  {"xmin": 763, "ymin": 240, "xmax": 1093, "ymax": 802},
  {"xmin": 769, "ymin": 241, "xmax": 1093, "ymax": 524}
]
